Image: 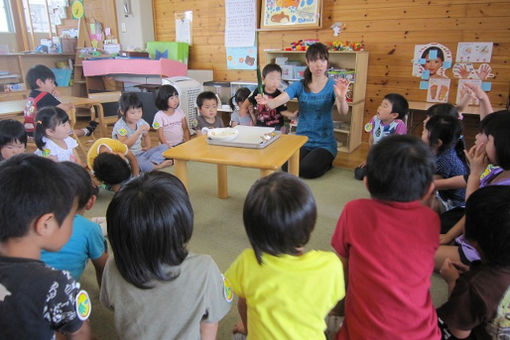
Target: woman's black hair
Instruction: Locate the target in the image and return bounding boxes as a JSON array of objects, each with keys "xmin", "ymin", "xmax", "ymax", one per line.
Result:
[
  {"xmin": 106, "ymin": 171, "xmax": 193, "ymax": 289},
  {"xmin": 118, "ymin": 92, "xmax": 143, "ymax": 119},
  {"xmin": 465, "ymin": 186, "xmax": 510, "ymax": 266},
  {"xmin": 0, "ymin": 119, "xmax": 27, "ymax": 150},
  {"xmin": 93, "ymin": 153, "xmax": 131, "ymax": 186},
  {"xmin": 60, "ymin": 161, "xmax": 97, "ymax": 210},
  {"xmin": 421, "ymin": 47, "xmax": 445, "ymax": 61},
  {"xmin": 34, "ymin": 106, "xmax": 70, "ymax": 150},
  {"xmin": 155, "ymin": 84, "xmax": 179, "ymax": 111},
  {"xmin": 243, "ymin": 172, "xmax": 317, "ymax": 265},
  {"xmin": 484, "ymin": 110, "xmax": 510, "ymax": 169},
  {"xmin": 383, "ymin": 93, "xmax": 409, "ymax": 120},
  {"xmin": 425, "ymin": 114, "xmax": 462, "ymax": 154},
  {"xmin": 302, "ymin": 42, "xmax": 329, "ymax": 92},
  {"xmin": 0, "ymin": 154, "xmax": 74, "ymax": 241},
  {"xmin": 366, "ymin": 135, "xmax": 435, "ymax": 202},
  {"xmin": 229, "ymin": 87, "xmax": 251, "ymax": 111}
]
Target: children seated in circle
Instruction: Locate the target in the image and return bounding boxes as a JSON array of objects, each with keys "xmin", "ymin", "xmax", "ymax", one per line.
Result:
[{"xmin": 112, "ymin": 92, "xmax": 172, "ymax": 172}]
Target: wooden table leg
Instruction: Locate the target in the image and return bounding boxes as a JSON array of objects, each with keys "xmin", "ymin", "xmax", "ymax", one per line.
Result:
[
  {"xmin": 260, "ymin": 169, "xmax": 274, "ymax": 177},
  {"xmin": 287, "ymin": 149, "xmax": 300, "ymax": 176},
  {"xmin": 217, "ymin": 164, "xmax": 228, "ymax": 199},
  {"xmin": 174, "ymin": 160, "xmax": 189, "ymax": 192}
]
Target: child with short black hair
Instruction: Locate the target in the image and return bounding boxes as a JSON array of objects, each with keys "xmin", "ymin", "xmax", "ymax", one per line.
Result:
[
  {"xmin": 243, "ymin": 63, "xmax": 293, "ymax": 130},
  {"xmin": 354, "ymin": 93, "xmax": 408, "ymax": 179},
  {"xmin": 113, "ymin": 92, "xmax": 172, "ymax": 172},
  {"xmin": 193, "ymin": 91, "xmax": 224, "ymax": 135},
  {"xmin": 229, "ymin": 87, "xmax": 256, "ymax": 127},
  {"xmin": 100, "ymin": 171, "xmax": 231, "ymax": 339},
  {"xmin": 0, "ymin": 119, "xmax": 26, "ymax": 161},
  {"xmin": 153, "ymin": 84, "xmax": 190, "ymax": 146},
  {"xmin": 437, "ymin": 185, "xmax": 510, "ymax": 340},
  {"xmin": 332, "ymin": 135, "xmax": 441, "ymax": 339},
  {"xmin": 0, "ymin": 154, "xmax": 92, "ymax": 339},
  {"xmin": 225, "ymin": 172, "xmax": 345, "ymax": 339},
  {"xmin": 24, "ymin": 64, "xmax": 96, "ymax": 137},
  {"xmin": 87, "ymin": 137, "xmax": 139, "ymax": 192},
  {"xmin": 41, "ymin": 161, "xmax": 108, "ymax": 285},
  {"xmin": 34, "ymin": 106, "xmax": 83, "ymax": 165}
]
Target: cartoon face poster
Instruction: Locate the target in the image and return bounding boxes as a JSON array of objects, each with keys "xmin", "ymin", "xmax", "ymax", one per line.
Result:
[{"xmin": 412, "ymin": 43, "xmax": 453, "ymax": 103}]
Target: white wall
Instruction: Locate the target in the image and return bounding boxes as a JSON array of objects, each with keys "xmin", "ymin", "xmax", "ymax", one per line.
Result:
[
  {"xmin": 115, "ymin": 0, "xmax": 154, "ymax": 50},
  {"xmin": 0, "ymin": 33, "xmax": 18, "ymax": 52}
]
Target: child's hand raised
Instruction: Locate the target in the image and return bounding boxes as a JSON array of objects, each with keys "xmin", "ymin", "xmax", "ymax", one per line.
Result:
[
  {"xmin": 334, "ymin": 78, "xmax": 350, "ymax": 98},
  {"xmin": 463, "ymin": 82, "xmax": 488, "ymax": 101},
  {"xmin": 138, "ymin": 124, "xmax": 150, "ymax": 136}
]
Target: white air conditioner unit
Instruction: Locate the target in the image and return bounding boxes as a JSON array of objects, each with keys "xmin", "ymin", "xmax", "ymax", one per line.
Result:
[{"xmin": 162, "ymin": 76, "xmax": 203, "ymax": 135}]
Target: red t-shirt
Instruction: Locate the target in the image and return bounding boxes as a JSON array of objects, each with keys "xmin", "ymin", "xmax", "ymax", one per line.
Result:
[{"xmin": 331, "ymin": 199, "xmax": 441, "ymax": 340}]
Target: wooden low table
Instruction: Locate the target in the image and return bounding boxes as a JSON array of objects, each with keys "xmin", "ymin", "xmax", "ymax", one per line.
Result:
[{"xmin": 162, "ymin": 134, "xmax": 308, "ymax": 198}]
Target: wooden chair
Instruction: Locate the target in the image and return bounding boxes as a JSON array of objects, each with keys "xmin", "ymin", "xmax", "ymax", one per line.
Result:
[{"xmin": 87, "ymin": 91, "xmax": 121, "ymax": 137}]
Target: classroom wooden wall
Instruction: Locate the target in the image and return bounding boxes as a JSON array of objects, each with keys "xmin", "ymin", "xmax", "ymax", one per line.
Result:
[{"xmin": 153, "ymin": 0, "xmax": 510, "ymax": 143}]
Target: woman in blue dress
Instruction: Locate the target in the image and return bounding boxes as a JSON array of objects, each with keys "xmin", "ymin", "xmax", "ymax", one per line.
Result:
[{"xmin": 256, "ymin": 43, "xmax": 350, "ymax": 178}]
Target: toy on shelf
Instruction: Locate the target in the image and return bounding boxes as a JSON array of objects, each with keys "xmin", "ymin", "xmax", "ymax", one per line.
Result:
[
  {"xmin": 284, "ymin": 39, "xmax": 320, "ymax": 51},
  {"xmin": 328, "ymin": 40, "xmax": 365, "ymax": 52}
]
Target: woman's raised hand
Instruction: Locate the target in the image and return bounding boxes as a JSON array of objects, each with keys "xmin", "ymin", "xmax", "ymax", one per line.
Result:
[{"xmin": 334, "ymin": 78, "xmax": 350, "ymax": 98}]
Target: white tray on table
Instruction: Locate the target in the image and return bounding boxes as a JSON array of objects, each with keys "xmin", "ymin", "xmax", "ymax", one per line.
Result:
[{"xmin": 206, "ymin": 126, "xmax": 281, "ymax": 149}]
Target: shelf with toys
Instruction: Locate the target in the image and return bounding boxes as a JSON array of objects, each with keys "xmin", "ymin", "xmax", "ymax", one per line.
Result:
[{"xmin": 265, "ymin": 45, "xmax": 368, "ymax": 153}]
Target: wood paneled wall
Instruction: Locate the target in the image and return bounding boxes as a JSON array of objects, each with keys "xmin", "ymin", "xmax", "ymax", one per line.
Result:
[{"xmin": 153, "ymin": 0, "xmax": 510, "ymax": 142}]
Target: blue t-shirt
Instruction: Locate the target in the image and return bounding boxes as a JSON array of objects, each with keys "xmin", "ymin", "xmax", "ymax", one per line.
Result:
[
  {"xmin": 285, "ymin": 79, "xmax": 337, "ymax": 157},
  {"xmin": 41, "ymin": 214, "xmax": 105, "ymax": 280},
  {"xmin": 436, "ymin": 147, "xmax": 468, "ymax": 209}
]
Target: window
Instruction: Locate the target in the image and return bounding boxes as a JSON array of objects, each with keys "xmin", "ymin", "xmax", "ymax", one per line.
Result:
[
  {"xmin": 0, "ymin": 0, "xmax": 15, "ymax": 33},
  {"xmin": 24, "ymin": 0, "xmax": 51, "ymax": 33}
]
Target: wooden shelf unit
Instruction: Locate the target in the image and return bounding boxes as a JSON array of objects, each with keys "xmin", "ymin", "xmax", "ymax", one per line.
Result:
[
  {"xmin": 0, "ymin": 53, "xmax": 75, "ymax": 101},
  {"xmin": 265, "ymin": 50, "xmax": 369, "ymax": 153}
]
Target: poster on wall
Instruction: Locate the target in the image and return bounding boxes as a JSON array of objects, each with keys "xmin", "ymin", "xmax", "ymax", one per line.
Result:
[
  {"xmin": 412, "ymin": 42, "xmax": 453, "ymax": 103},
  {"xmin": 226, "ymin": 46, "xmax": 257, "ymax": 70},
  {"xmin": 260, "ymin": 0, "xmax": 322, "ymax": 30},
  {"xmin": 456, "ymin": 79, "xmax": 482, "ymax": 106},
  {"xmin": 456, "ymin": 42, "xmax": 493, "ymax": 63}
]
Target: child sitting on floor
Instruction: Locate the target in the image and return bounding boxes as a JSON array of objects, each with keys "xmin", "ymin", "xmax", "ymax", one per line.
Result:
[
  {"xmin": 87, "ymin": 137, "xmax": 139, "ymax": 192},
  {"xmin": 193, "ymin": 91, "xmax": 224, "ymax": 135},
  {"xmin": 434, "ymin": 111, "xmax": 510, "ymax": 272},
  {"xmin": 229, "ymin": 87, "xmax": 256, "ymax": 127},
  {"xmin": 41, "ymin": 161, "xmax": 108, "ymax": 285},
  {"xmin": 0, "ymin": 119, "xmax": 26, "ymax": 161},
  {"xmin": 332, "ymin": 135, "xmax": 441, "ymax": 340},
  {"xmin": 100, "ymin": 171, "xmax": 231, "ymax": 339},
  {"xmin": 437, "ymin": 185, "xmax": 510, "ymax": 339},
  {"xmin": 422, "ymin": 114, "xmax": 468, "ymax": 214},
  {"xmin": 354, "ymin": 93, "xmax": 408, "ymax": 180},
  {"xmin": 153, "ymin": 84, "xmax": 190, "ymax": 147},
  {"xmin": 225, "ymin": 172, "xmax": 345, "ymax": 339},
  {"xmin": 112, "ymin": 92, "xmax": 172, "ymax": 172},
  {"xmin": 0, "ymin": 154, "xmax": 92, "ymax": 339},
  {"xmin": 34, "ymin": 106, "xmax": 83, "ymax": 165}
]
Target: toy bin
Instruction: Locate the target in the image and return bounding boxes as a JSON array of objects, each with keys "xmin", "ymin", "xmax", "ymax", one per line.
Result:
[{"xmin": 146, "ymin": 41, "xmax": 189, "ymax": 65}]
